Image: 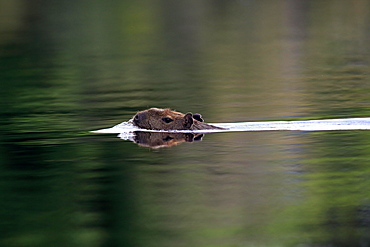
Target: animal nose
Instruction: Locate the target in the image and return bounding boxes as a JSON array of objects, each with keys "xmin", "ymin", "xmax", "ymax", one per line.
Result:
[{"xmin": 133, "ymin": 113, "xmax": 144, "ymax": 123}]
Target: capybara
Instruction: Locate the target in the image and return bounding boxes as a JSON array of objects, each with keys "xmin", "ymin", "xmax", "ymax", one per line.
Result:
[{"xmin": 132, "ymin": 108, "xmax": 224, "ymax": 131}]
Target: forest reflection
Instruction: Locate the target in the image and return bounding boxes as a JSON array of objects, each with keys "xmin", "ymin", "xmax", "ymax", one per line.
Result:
[{"xmin": 1, "ymin": 0, "xmax": 370, "ymax": 246}]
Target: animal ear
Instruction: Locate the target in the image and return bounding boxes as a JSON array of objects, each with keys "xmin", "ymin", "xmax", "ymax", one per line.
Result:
[
  {"xmin": 193, "ymin": 113, "xmax": 204, "ymax": 122},
  {"xmin": 184, "ymin": 113, "xmax": 194, "ymax": 129}
]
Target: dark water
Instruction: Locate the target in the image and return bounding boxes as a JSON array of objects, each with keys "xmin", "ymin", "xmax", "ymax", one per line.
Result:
[{"xmin": 1, "ymin": 1, "xmax": 370, "ymax": 246}]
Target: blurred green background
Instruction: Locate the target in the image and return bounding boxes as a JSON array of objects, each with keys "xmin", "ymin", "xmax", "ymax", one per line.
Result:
[{"xmin": 1, "ymin": 0, "xmax": 370, "ymax": 246}]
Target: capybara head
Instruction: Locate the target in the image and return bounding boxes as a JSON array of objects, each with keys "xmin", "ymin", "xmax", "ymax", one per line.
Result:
[
  {"xmin": 133, "ymin": 108, "xmax": 196, "ymax": 130},
  {"xmin": 132, "ymin": 108, "xmax": 224, "ymax": 131}
]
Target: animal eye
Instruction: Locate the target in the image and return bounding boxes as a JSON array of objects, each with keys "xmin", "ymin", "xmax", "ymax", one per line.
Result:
[{"xmin": 162, "ymin": 117, "xmax": 173, "ymax": 123}]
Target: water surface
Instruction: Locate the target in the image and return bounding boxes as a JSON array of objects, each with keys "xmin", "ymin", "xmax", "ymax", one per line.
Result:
[{"xmin": 1, "ymin": 1, "xmax": 370, "ymax": 247}]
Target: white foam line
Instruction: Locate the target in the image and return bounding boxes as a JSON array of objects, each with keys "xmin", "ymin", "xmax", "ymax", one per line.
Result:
[
  {"xmin": 212, "ymin": 117, "xmax": 370, "ymax": 132},
  {"xmin": 91, "ymin": 117, "xmax": 370, "ymax": 134}
]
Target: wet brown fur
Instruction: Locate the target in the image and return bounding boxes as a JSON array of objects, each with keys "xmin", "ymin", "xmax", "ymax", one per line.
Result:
[{"xmin": 132, "ymin": 108, "xmax": 224, "ymax": 131}]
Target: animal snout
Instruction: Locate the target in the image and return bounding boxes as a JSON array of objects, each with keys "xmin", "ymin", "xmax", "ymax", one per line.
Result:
[
  {"xmin": 133, "ymin": 113, "xmax": 143, "ymax": 124},
  {"xmin": 133, "ymin": 112, "xmax": 148, "ymax": 124}
]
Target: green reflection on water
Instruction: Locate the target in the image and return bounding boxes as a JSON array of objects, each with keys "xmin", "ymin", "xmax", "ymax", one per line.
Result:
[
  {"xmin": 1, "ymin": 0, "xmax": 370, "ymax": 246},
  {"xmin": 266, "ymin": 131, "xmax": 370, "ymax": 246}
]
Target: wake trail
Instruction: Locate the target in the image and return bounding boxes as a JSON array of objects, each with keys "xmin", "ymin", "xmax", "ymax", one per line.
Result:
[{"xmin": 91, "ymin": 117, "xmax": 370, "ymax": 134}]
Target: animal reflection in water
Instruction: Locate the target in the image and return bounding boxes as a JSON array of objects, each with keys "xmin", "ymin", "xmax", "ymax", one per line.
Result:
[{"xmin": 122, "ymin": 131, "xmax": 204, "ymax": 149}]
